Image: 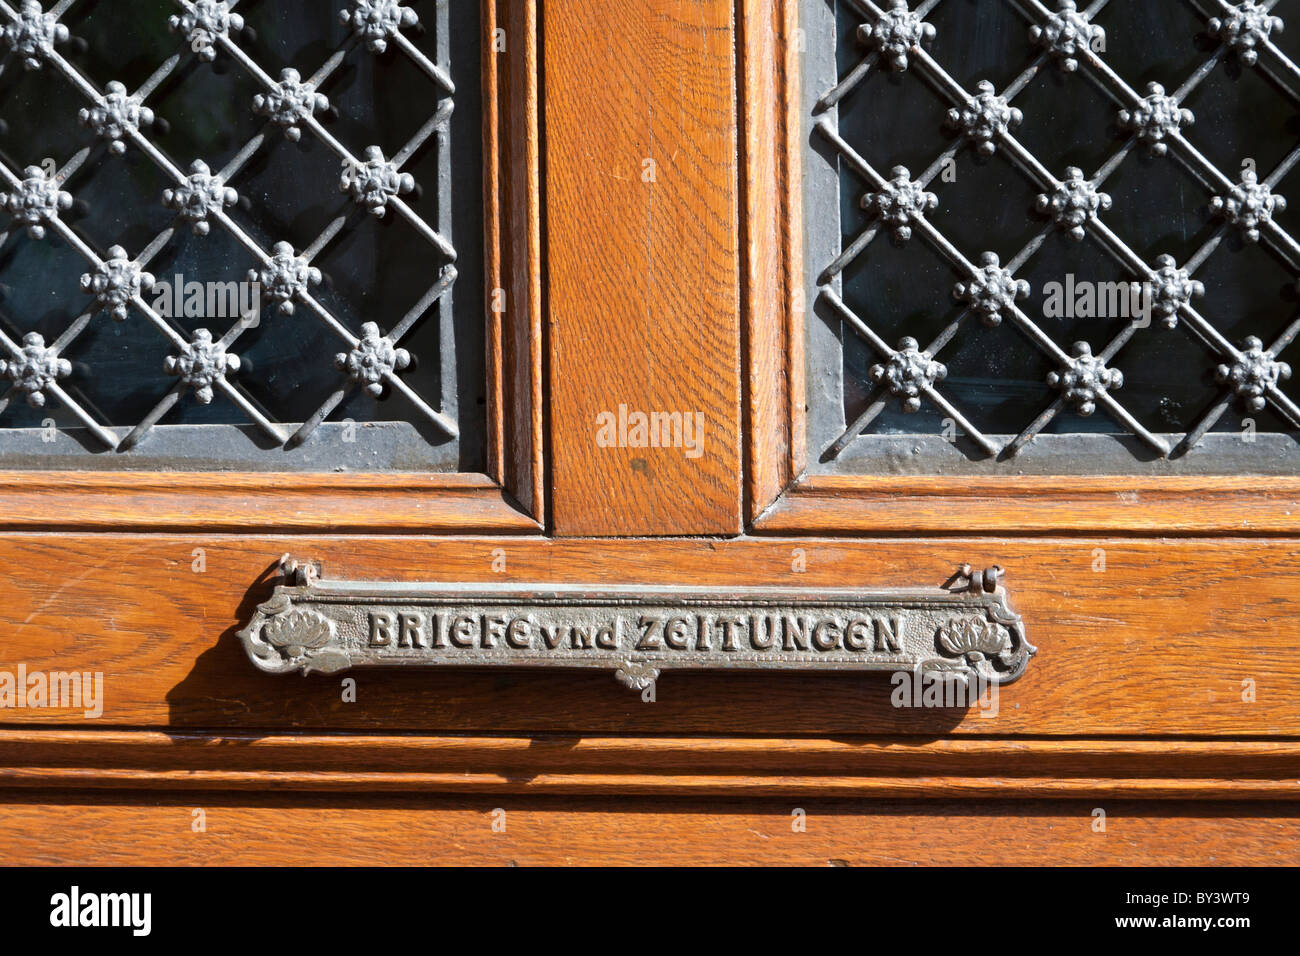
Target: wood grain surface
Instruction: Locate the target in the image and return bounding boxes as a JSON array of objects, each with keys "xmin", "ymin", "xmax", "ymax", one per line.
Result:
[
  {"xmin": 1, "ymin": 731, "xmax": 1298, "ymax": 799},
  {"xmin": 1, "ymin": 534, "xmax": 1295, "ymax": 736},
  {"xmin": 757, "ymin": 475, "xmax": 1300, "ymax": 535},
  {"xmin": 1, "ymin": 793, "xmax": 1295, "ymax": 865},
  {"xmin": 0, "ymin": 473, "xmax": 538, "ymax": 533},
  {"xmin": 544, "ymin": 0, "xmax": 743, "ymax": 535},
  {"xmin": 742, "ymin": 0, "xmax": 805, "ymax": 522},
  {"xmin": 4, "ymin": 0, "xmax": 1296, "ymax": 861},
  {"xmin": 484, "ymin": 0, "xmax": 545, "ymax": 521}
]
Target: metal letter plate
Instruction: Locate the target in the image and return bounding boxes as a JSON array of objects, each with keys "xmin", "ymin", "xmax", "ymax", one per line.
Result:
[{"xmin": 237, "ymin": 560, "xmax": 1036, "ymax": 690}]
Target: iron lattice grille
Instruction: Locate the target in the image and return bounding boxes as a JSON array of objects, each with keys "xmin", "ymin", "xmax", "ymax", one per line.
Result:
[
  {"xmin": 812, "ymin": 0, "xmax": 1300, "ymax": 468},
  {"xmin": 0, "ymin": 0, "xmax": 469, "ymax": 463}
]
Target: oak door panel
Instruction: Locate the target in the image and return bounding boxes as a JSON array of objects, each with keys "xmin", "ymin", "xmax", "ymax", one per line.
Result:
[
  {"xmin": 544, "ymin": 0, "xmax": 743, "ymax": 536},
  {"xmin": 1, "ymin": 792, "xmax": 1296, "ymax": 865},
  {"xmin": 1, "ymin": 534, "xmax": 1294, "ymax": 736},
  {"xmin": 3, "ymin": 732, "xmax": 1298, "ymax": 799}
]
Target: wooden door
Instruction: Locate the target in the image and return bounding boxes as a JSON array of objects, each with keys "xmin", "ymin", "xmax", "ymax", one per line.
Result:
[{"xmin": 0, "ymin": 0, "xmax": 1297, "ymax": 866}]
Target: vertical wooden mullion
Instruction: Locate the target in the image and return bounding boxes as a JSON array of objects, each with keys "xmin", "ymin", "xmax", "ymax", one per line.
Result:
[
  {"xmin": 543, "ymin": 0, "xmax": 744, "ymax": 536},
  {"xmin": 742, "ymin": 0, "xmax": 805, "ymax": 523},
  {"xmin": 485, "ymin": 0, "xmax": 544, "ymax": 521}
]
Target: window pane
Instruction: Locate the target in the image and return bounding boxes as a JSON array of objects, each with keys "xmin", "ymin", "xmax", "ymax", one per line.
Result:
[
  {"xmin": 805, "ymin": 0, "xmax": 1300, "ymax": 474},
  {"xmin": 0, "ymin": 0, "xmax": 484, "ymax": 471}
]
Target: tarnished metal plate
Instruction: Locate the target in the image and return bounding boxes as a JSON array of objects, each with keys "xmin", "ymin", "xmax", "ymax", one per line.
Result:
[{"xmin": 237, "ymin": 559, "xmax": 1036, "ymax": 690}]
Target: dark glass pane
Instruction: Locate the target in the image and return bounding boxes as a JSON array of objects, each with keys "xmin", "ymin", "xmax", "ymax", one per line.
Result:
[
  {"xmin": 811, "ymin": 0, "xmax": 1300, "ymax": 472},
  {"xmin": 0, "ymin": 0, "xmax": 483, "ymax": 471}
]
